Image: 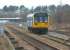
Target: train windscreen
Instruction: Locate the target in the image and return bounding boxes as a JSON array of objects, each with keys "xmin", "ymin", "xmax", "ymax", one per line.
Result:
[{"xmin": 34, "ymin": 13, "xmax": 48, "ymax": 22}]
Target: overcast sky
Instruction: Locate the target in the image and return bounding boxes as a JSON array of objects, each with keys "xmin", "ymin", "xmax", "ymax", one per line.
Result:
[{"xmin": 0, "ymin": 0, "xmax": 70, "ymax": 9}]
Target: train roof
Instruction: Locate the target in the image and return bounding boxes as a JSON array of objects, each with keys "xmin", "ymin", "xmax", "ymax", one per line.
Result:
[
  {"xmin": 33, "ymin": 12, "xmax": 47, "ymax": 14},
  {"xmin": 27, "ymin": 12, "xmax": 48, "ymax": 18},
  {"xmin": 27, "ymin": 14, "xmax": 34, "ymax": 17}
]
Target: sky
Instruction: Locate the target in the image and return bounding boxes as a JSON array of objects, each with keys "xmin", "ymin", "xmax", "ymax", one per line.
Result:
[{"xmin": 0, "ymin": 0, "xmax": 70, "ymax": 9}]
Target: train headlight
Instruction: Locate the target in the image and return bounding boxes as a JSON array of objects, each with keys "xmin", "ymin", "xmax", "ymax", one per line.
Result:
[
  {"xmin": 45, "ymin": 19, "xmax": 48, "ymax": 22},
  {"xmin": 19, "ymin": 24, "xmax": 22, "ymax": 27}
]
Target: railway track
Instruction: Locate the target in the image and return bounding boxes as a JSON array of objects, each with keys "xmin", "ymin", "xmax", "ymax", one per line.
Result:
[
  {"xmin": 41, "ymin": 34, "xmax": 70, "ymax": 46},
  {"xmin": 5, "ymin": 27, "xmax": 38, "ymax": 50},
  {"xmin": 5, "ymin": 25, "xmax": 58, "ymax": 50},
  {"xmin": 4, "ymin": 24, "xmax": 70, "ymax": 50}
]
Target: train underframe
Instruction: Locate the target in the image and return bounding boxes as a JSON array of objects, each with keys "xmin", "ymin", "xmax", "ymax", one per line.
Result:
[{"xmin": 28, "ymin": 27, "xmax": 48, "ymax": 34}]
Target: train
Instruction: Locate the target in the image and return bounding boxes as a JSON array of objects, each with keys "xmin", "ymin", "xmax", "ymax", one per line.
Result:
[{"xmin": 27, "ymin": 12, "xmax": 48, "ymax": 34}]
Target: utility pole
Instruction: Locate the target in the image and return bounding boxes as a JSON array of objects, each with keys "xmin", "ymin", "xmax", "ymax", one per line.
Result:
[
  {"xmin": 56, "ymin": 0, "xmax": 63, "ymax": 31},
  {"xmin": 60, "ymin": 0, "xmax": 64, "ymax": 28},
  {"xmin": 60, "ymin": 0, "xmax": 62, "ymax": 6}
]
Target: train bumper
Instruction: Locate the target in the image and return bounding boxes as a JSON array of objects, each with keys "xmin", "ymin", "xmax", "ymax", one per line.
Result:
[{"xmin": 32, "ymin": 28, "xmax": 48, "ymax": 34}]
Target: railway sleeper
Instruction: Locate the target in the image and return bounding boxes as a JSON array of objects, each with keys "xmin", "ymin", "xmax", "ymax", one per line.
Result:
[
  {"xmin": 15, "ymin": 47, "xmax": 24, "ymax": 50},
  {"xmin": 9, "ymin": 37, "xmax": 15, "ymax": 40}
]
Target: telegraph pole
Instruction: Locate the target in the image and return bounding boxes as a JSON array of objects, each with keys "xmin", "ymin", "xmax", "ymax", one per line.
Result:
[
  {"xmin": 60, "ymin": 0, "xmax": 62, "ymax": 6},
  {"xmin": 56, "ymin": 0, "xmax": 63, "ymax": 31}
]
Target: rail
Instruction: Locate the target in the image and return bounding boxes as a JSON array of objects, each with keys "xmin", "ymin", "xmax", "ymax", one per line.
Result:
[{"xmin": 4, "ymin": 24, "xmax": 70, "ymax": 50}]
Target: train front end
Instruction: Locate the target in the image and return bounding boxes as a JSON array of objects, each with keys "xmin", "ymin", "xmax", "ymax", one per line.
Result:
[{"xmin": 32, "ymin": 13, "xmax": 48, "ymax": 34}]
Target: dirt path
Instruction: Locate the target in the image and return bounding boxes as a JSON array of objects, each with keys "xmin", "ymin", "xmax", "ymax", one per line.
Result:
[{"xmin": 0, "ymin": 36, "xmax": 8, "ymax": 50}]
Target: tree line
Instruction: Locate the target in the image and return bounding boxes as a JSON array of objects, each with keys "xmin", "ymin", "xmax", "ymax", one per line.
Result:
[
  {"xmin": 1, "ymin": 4, "xmax": 70, "ymax": 23},
  {"xmin": 3, "ymin": 5, "xmax": 28, "ymax": 12}
]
